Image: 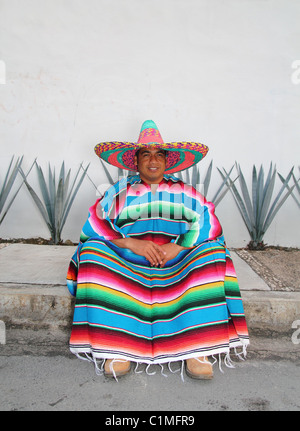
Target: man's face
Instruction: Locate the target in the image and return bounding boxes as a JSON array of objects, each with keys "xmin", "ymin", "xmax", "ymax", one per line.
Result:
[{"xmin": 134, "ymin": 147, "xmax": 166, "ymax": 184}]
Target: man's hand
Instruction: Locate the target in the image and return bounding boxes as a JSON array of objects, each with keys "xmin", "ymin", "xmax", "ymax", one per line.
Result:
[
  {"xmin": 111, "ymin": 238, "xmax": 189, "ymax": 268},
  {"xmin": 159, "ymin": 242, "xmax": 188, "ymax": 268},
  {"xmin": 111, "ymin": 238, "xmax": 166, "ymax": 267}
]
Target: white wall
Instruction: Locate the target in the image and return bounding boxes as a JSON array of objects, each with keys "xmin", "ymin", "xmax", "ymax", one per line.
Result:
[{"xmin": 0, "ymin": 0, "xmax": 299, "ymax": 247}]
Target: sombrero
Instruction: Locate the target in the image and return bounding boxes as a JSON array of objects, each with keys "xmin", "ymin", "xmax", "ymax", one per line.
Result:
[{"xmin": 94, "ymin": 120, "xmax": 209, "ymax": 174}]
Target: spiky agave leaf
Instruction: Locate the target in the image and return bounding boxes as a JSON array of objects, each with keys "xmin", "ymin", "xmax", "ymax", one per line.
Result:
[
  {"xmin": 0, "ymin": 157, "xmax": 36, "ymax": 225},
  {"xmin": 19, "ymin": 166, "xmax": 54, "ymax": 237},
  {"xmin": 60, "ymin": 163, "xmax": 90, "ymax": 232},
  {"xmin": 278, "ymin": 168, "xmax": 300, "ymax": 209},
  {"xmin": 36, "ymin": 163, "xmax": 54, "ymax": 229},
  {"xmin": 0, "ymin": 156, "xmax": 23, "ymax": 224},
  {"xmin": 99, "ymin": 158, "xmax": 114, "ymax": 185},
  {"xmin": 219, "ymin": 166, "xmax": 253, "ymax": 237},
  {"xmin": 213, "ymin": 164, "xmax": 237, "ymax": 207},
  {"xmin": 221, "ymin": 163, "xmax": 296, "ymax": 247},
  {"xmin": 173, "ymin": 160, "xmax": 234, "ymax": 207},
  {"xmin": 202, "ymin": 161, "xmax": 212, "ymax": 197},
  {"xmin": 262, "ymin": 166, "xmax": 295, "ymax": 235},
  {"xmin": 21, "ymin": 161, "xmax": 89, "ymax": 244}
]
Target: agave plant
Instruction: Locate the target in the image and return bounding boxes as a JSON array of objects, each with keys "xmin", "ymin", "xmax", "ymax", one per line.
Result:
[
  {"xmin": 176, "ymin": 160, "xmax": 236, "ymax": 206},
  {"xmin": 0, "ymin": 156, "xmax": 35, "ymax": 225},
  {"xmin": 20, "ymin": 161, "xmax": 89, "ymax": 244},
  {"xmin": 90, "ymin": 159, "xmax": 136, "ymax": 196},
  {"xmin": 0, "ymin": 156, "xmax": 23, "ymax": 225},
  {"xmin": 219, "ymin": 163, "xmax": 296, "ymax": 249},
  {"xmin": 278, "ymin": 166, "xmax": 300, "ymax": 209}
]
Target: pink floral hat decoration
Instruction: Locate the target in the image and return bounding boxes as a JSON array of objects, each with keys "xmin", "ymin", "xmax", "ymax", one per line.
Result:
[{"xmin": 94, "ymin": 120, "xmax": 209, "ymax": 174}]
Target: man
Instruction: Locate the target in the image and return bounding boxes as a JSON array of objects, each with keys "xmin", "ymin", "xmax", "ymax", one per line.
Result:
[
  {"xmin": 110, "ymin": 147, "xmax": 189, "ymax": 269},
  {"xmin": 67, "ymin": 120, "xmax": 249, "ymax": 380}
]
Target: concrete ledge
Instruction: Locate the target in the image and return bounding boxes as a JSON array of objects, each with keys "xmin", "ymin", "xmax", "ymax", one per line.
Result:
[
  {"xmin": 1, "ymin": 284, "xmax": 300, "ymax": 361},
  {"xmin": 1, "ymin": 284, "xmax": 299, "ymax": 336},
  {"xmin": 242, "ymin": 290, "xmax": 300, "ymax": 335},
  {"xmin": 0, "ymin": 284, "xmax": 75, "ymax": 329},
  {"xmin": 0, "ymin": 244, "xmax": 76, "ymax": 285}
]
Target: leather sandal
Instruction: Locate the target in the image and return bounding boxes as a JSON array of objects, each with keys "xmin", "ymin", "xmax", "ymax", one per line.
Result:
[
  {"xmin": 104, "ymin": 359, "xmax": 131, "ymax": 378},
  {"xmin": 185, "ymin": 357, "xmax": 213, "ymax": 380}
]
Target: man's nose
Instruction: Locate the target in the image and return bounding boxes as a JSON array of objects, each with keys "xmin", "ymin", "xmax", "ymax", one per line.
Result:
[{"xmin": 149, "ymin": 154, "xmax": 159, "ymax": 163}]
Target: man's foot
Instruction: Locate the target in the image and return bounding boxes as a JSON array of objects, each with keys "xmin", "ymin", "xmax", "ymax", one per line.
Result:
[
  {"xmin": 104, "ymin": 359, "xmax": 131, "ymax": 378},
  {"xmin": 186, "ymin": 357, "xmax": 213, "ymax": 380}
]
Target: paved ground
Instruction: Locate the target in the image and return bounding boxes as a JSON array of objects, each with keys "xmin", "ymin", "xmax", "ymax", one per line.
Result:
[{"xmin": 0, "ymin": 354, "xmax": 299, "ymax": 412}]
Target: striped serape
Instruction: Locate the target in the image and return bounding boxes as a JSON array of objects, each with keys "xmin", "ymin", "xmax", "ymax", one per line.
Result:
[{"xmin": 67, "ymin": 175, "xmax": 249, "ymax": 369}]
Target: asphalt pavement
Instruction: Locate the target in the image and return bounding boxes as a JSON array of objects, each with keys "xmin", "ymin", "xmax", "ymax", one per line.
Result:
[{"xmin": 0, "ymin": 354, "xmax": 299, "ymax": 412}]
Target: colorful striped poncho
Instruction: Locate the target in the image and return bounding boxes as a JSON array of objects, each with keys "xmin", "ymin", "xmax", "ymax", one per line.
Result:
[{"xmin": 67, "ymin": 174, "xmax": 249, "ymax": 374}]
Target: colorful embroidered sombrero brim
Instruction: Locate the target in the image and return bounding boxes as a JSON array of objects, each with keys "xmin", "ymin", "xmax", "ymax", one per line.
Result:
[{"xmin": 94, "ymin": 120, "xmax": 209, "ymax": 174}]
